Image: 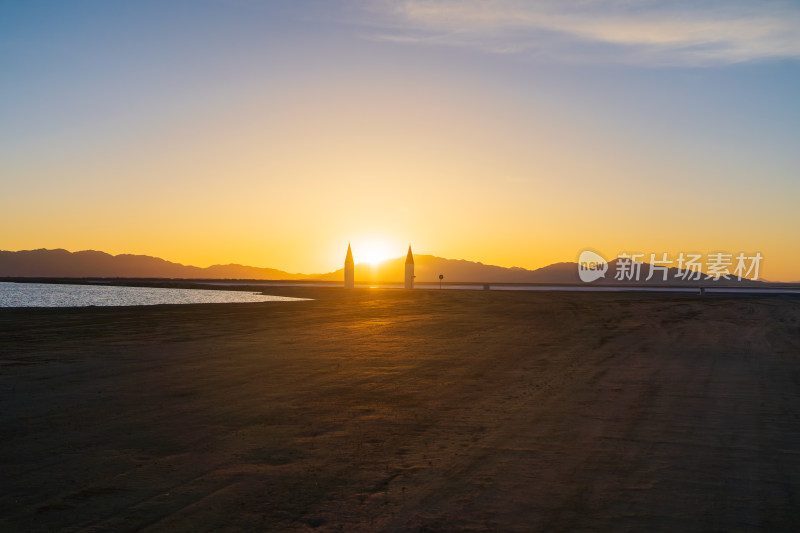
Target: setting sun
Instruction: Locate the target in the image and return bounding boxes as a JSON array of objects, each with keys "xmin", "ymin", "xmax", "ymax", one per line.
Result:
[{"xmin": 357, "ymin": 241, "xmax": 393, "ymax": 266}]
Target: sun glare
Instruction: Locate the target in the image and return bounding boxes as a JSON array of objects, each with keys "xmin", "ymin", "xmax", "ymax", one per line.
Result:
[{"xmin": 359, "ymin": 241, "xmax": 392, "ymax": 265}]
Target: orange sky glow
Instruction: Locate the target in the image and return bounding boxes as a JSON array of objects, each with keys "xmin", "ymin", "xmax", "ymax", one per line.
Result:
[{"xmin": 2, "ymin": 1, "xmax": 798, "ymax": 281}]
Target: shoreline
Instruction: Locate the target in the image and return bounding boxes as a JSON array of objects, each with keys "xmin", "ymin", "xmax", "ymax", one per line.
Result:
[{"xmin": 2, "ymin": 277, "xmax": 799, "ymax": 298}]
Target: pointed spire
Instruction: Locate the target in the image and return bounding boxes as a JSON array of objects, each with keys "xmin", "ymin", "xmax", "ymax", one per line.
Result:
[
  {"xmin": 344, "ymin": 243, "xmax": 355, "ymax": 289},
  {"xmin": 404, "ymin": 245, "xmax": 415, "ymax": 289},
  {"xmin": 345, "ymin": 243, "xmax": 354, "ymax": 265},
  {"xmin": 405, "ymin": 245, "xmax": 414, "ymax": 265}
]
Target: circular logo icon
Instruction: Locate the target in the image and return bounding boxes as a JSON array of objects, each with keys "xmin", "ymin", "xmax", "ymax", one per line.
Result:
[{"xmin": 578, "ymin": 250, "xmax": 608, "ymax": 283}]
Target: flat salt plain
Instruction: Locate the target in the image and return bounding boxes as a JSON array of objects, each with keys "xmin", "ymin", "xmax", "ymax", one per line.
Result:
[{"xmin": 1, "ymin": 286, "xmax": 799, "ymax": 531}]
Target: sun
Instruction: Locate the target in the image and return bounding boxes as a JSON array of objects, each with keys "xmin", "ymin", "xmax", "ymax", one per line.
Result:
[{"xmin": 359, "ymin": 241, "xmax": 392, "ymax": 266}]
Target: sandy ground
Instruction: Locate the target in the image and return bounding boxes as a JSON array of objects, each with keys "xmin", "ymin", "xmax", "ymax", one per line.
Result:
[{"xmin": 1, "ymin": 288, "xmax": 799, "ymax": 532}]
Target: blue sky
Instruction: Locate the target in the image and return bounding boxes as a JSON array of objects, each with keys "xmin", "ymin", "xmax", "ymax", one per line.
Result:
[{"xmin": 1, "ymin": 1, "xmax": 799, "ymax": 279}]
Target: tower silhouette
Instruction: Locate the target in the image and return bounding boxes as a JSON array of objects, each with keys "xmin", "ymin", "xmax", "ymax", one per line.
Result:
[
  {"xmin": 405, "ymin": 245, "xmax": 415, "ymax": 289},
  {"xmin": 344, "ymin": 243, "xmax": 354, "ymax": 289}
]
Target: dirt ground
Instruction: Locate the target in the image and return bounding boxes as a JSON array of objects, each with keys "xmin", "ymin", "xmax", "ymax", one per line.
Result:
[{"xmin": 1, "ymin": 288, "xmax": 799, "ymax": 532}]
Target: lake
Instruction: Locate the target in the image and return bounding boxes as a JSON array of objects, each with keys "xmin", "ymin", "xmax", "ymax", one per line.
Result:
[{"xmin": 0, "ymin": 282, "xmax": 309, "ymax": 308}]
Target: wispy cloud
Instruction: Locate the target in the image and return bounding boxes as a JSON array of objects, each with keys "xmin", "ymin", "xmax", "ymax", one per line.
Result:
[{"xmin": 355, "ymin": 0, "xmax": 800, "ymax": 66}]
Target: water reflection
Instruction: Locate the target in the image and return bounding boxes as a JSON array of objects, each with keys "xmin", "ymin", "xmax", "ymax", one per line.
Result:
[{"xmin": 0, "ymin": 282, "xmax": 309, "ymax": 308}]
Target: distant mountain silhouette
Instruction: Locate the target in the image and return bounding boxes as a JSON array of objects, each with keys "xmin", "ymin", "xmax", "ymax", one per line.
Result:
[
  {"xmin": 0, "ymin": 249, "xmax": 307, "ymax": 280},
  {"xmin": 316, "ymin": 255, "xmax": 581, "ymax": 284},
  {"xmin": 316, "ymin": 255, "xmax": 765, "ymax": 285},
  {"xmin": 0, "ymin": 248, "xmax": 768, "ymax": 285}
]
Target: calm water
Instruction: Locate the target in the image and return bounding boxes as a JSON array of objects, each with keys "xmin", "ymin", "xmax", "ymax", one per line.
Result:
[{"xmin": 0, "ymin": 282, "xmax": 309, "ymax": 308}]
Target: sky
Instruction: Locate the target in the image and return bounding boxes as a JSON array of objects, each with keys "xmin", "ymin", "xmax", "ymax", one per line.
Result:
[{"xmin": 1, "ymin": 0, "xmax": 799, "ymax": 280}]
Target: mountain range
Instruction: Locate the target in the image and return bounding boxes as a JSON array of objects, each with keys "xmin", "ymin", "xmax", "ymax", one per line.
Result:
[{"xmin": 0, "ymin": 248, "xmax": 767, "ymax": 285}]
